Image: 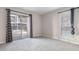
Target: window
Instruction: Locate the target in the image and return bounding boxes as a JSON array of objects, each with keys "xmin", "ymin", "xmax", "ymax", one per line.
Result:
[
  {"xmin": 59, "ymin": 11, "xmax": 73, "ymax": 39},
  {"xmin": 11, "ymin": 14, "xmax": 28, "ymax": 40}
]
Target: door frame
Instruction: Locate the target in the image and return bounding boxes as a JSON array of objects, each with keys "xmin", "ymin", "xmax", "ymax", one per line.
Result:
[{"xmin": 6, "ymin": 9, "xmax": 33, "ymax": 43}]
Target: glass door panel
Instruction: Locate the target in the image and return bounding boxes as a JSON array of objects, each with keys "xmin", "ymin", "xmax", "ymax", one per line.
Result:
[
  {"xmin": 11, "ymin": 14, "xmax": 30, "ymax": 40},
  {"xmin": 19, "ymin": 16, "xmax": 28, "ymax": 39},
  {"xmin": 74, "ymin": 8, "xmax": 79, "ymax": 39},
  {"xmin": 11, "ymin": 14, "xmax": 22, "ymax": 40},
  {"xmin": 60, "ymin": 11, "xmax": 73, "ymax": 39}
]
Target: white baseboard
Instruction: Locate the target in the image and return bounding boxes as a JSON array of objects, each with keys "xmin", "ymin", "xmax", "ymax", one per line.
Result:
[
  {"xmin": 33, "ymin": 33, "xmax": 42, "ymax": 37},
  {"xmin": 0, "ymin": 41, "xmax": 6, "ymax": 44},
  {"xmin": 42, "ymin": 34, "xmax": 53, "ymax": 39},
  {"xmin": 53, "ymin": 37, "xmax": 79, "ymax": 45}
]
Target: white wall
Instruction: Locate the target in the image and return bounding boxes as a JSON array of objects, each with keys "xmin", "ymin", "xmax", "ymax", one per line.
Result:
[
  {"xmin": 42, "ymin": 12, "xmax": 61, "ymax": 39},
  {"xmin": 0, "ymin": 8, "xmax": 7, "ymax": 44},
  {"xmin": 32, "ymin": 14, "xmax": 42, "ymax": 37},
  {"xmin": 0, "ymin": 7, "xmax": 42, "ymax": 44},
  {"xmin": 42, "ymin": 13, "xmax": 53, "ymax": 38}
]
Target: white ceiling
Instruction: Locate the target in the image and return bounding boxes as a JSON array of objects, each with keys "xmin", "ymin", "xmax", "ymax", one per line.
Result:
[{"xmin": 22, "ymin": 7, "xmax": 60, "ymax": 15}]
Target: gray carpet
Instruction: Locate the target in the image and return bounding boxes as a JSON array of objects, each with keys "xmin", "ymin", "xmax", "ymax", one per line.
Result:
[{"xmin": 0, "ymin": 38, "xmax": 79, "ymax": 51}]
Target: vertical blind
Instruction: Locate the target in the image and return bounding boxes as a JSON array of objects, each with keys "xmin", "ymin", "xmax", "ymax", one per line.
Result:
[
  {"xmin": 6, "ymin": 9, "xmax": 13, "ymax": 42},
  {"xmin": 71, "ymin": 8, "xmax": 75, "ymax": 35}
]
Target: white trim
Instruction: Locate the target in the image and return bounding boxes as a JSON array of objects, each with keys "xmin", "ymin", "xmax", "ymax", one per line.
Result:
[
  {"xmin": 53, "ymin": 37, "xmax": 79, "ymax": 45},
  {"xmin": 0, "ymin": 41, "xmax": 6, "ymax": 44}
]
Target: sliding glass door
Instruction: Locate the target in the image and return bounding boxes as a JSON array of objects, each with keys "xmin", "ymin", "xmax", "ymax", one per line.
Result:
[
  {"xmin": 11, "ymin": 14, "xmax": 30, "ymax": 40},
  {"xmin": 60, "ymin": 11, "xmax": 73, "ymax": 40},
  {"xmin": 59, "ymin": 8, "xmax": 79, "ymax": 42}
]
